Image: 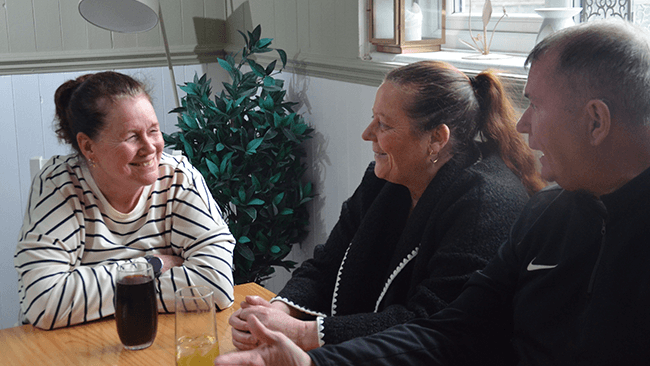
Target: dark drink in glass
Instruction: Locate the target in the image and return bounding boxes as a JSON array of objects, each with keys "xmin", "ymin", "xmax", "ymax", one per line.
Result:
[{"xmin": 115, "ymin": 262, "xmax": 158, "ymax": 350}]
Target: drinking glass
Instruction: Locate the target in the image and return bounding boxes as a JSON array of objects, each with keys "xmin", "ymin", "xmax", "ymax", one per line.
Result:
[
  {"xmin": 115, "ymin": 262, "xmax": 158, "ymax": 350},
  {"xmin": 175, "ymin": 285, "xmax": 219, "ymax": 366}
]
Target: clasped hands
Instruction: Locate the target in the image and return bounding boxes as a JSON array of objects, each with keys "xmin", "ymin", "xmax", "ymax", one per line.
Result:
[
  {"xmin": 213, "ymin": 296, "xmax": 317, "ymax": 366},
  {"xmin": 229, "ymin": 296, "xmax": 320, "ymax": 351}
]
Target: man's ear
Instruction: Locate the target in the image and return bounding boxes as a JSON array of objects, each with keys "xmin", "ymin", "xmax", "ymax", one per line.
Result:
[
  {"xmin": 77, "ymin": 132, "xmax": 94, "ymax": 161},
  {"xmin": 585, "ymin": 99, "xmax": 611, "ymax": 146},
  {"xmin": 429, "ymin": 124, "xmax": 450, "ymax": 153}
]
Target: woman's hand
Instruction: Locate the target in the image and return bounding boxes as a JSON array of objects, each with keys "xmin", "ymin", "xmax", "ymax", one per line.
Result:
[
  {"xmin": 229, "ymin": 296, "xmax": 320, "ymax": 351},
  {"xmin": 155, "ymin": 254, "xmax": 184, "ymax": 273},
  {"xmin": 214, "ymin": 315, "xmax": 315, "ymax": 366}
]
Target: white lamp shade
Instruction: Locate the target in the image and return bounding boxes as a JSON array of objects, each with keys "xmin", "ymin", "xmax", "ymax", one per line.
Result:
[{"xmin": 78, "ymin": 0, "xmax": 160, "ymax": 33}]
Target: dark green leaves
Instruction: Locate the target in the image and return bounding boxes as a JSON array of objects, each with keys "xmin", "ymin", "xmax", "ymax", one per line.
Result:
[
  {"xmin": 218, "ymin": 58, "xmax": 233, "ymax": 74},
  {"xmin": 277, "ymin": 49, "xmax": 287, "ymax": 68},
  {"xmin": 163, "ymin": 25, "xmax": 313, "ymax": 285},
  {"xmin": 247, "ymin": 60, "xmax": 267, "ymax": 77},
  {"xmin": 245, "ymin": 137, "xmax": 264, "ymax": 155}
]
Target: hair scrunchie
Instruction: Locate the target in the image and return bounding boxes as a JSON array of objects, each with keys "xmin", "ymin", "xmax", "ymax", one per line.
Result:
[{"xmin": 468, "ymin": 75, "xmax": 482, "ymax": 92}]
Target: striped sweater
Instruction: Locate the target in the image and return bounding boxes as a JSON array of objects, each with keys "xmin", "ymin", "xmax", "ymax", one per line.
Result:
[{"xmin": 15, "ymin": 152, "xmax": 235, "ymax": 330}]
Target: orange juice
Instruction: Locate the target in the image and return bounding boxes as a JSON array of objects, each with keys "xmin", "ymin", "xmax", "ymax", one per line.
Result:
[{"xmin": 176, "ymin": 335, "xmax": 220, "ymax": 366}]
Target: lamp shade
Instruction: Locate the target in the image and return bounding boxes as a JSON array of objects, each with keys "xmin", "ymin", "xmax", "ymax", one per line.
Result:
[{"xmin": 78, "ymin": 0, "xmax": 160, "ymax": 33}]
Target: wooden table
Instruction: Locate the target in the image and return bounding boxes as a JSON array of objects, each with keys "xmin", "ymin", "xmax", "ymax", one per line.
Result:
[{"xmin": 0, "ymin": 282, "xmax": 274, "ymax": 365}]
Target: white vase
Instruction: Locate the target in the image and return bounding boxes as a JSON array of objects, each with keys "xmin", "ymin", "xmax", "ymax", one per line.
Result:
[{"xmin": 535, "ymin": 8, "xmax": 583, "ymax": 44}]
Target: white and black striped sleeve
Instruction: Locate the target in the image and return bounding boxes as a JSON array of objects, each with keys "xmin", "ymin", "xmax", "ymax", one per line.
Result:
[
  {"xmin": 156, "ymin": 158, "xmax": 235, "ymax": 311},
  {"xmin": 14, "ymin": 170, "xmax": 140, "ymax": 330}
]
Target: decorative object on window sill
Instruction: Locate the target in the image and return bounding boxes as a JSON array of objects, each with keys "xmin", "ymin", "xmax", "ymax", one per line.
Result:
[
  {"xmin": 581, "ymin": 0, "xmax": 630, "ymax": 22},
  {"xmin": 535, "ymin": 7, "xmax": 583, "ymax": 44},
  {"xmin": 164, "ymin": 25, "xmax": 315, "ymax": 285},
  {"xmin": 369, "ymin": 0, "xmax": 445, "ymax": 53},
  {"xmin": 460, "ymin": 0, "xmax": 510, "ymax": 59},
  {"xmin": 584, "ymin": 1, "xmax": 650, "ymax": 33}
]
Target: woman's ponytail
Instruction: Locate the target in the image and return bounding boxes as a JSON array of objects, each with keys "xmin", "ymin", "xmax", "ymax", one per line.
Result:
[
  {"xmin": 385, "ymin": 61, "xmax": 545, "ymax": 195},
  {"xmin": 471, "ymin": 71, "xmax": 546, "ymax": 195}
]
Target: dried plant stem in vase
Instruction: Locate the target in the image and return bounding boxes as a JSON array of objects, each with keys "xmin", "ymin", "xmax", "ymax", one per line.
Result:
[{"xmin": 460, "ymin": 0, "xmax": 510, "ymax": 59}]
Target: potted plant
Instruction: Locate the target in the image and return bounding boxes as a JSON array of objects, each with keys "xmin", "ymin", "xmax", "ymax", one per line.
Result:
[{"xmin": 164, "ymin": 25, "xmax": 314, "ymax": 285}]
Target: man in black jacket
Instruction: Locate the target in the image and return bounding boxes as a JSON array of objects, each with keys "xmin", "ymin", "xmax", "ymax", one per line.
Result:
[{"xmin": 214, "ymin": 18, "xmax": 650, "ymax": 366}]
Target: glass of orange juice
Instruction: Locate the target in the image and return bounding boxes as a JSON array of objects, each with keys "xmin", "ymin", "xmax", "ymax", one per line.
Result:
[{"xmin": 175, "ymin": 286, "xmax": 219, "ymax": 366}]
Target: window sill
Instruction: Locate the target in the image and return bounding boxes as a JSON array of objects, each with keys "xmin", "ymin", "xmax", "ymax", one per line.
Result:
[
  {"xmin": 276, "ymin": 48, "xmax": 530, "ymax": 103},
  {"xmin": 368, "ymin": 49, "xmax": 529, "ymax": 78},
  {"xmin": 365, "ymin": 49, "xmax": 530, "ymax": 110}
]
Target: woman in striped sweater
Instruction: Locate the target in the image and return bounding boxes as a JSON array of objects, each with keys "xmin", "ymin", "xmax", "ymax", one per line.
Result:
[{"xmin": 14, "ymin": 71, "xmax": 235, "ymax": 330}]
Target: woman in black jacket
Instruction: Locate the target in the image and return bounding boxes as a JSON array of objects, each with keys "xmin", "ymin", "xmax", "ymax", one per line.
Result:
[{"xmin": 229, "ymin": 61, "xmax": 545, "ymax": 351}]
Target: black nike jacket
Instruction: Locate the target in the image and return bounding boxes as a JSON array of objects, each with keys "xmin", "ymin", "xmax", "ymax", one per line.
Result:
[{"xmin": 309, "ymin": 166, "xmax": 650, "ymax": 366}]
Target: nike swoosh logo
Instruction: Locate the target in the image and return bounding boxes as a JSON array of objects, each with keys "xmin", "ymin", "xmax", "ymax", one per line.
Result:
[{"xmin": 527, "ymin": 257, "xmax": 558, "ymax": 271}]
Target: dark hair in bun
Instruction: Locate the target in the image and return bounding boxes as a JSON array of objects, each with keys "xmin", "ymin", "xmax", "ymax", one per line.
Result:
[{"xmin": 54, "ymin": 71, "xmax": 150, "ymax": 153}]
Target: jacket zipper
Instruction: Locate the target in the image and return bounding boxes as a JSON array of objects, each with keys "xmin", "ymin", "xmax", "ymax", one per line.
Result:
[{"xmin": 587, "ymin": 219, "xmax": 607, "ymax": 294}]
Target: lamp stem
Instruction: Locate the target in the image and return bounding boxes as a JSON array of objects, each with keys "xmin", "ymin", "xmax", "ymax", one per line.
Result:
[{"xmin": 158, "ymin": 3, "xmax": 180, "ymax": 108}]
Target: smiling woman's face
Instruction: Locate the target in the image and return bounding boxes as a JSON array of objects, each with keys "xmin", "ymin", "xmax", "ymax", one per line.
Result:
[
  {"xmin": 361, "ymin": 82, "xmax": 433, "ymax": 189},
  {"xmin": 80, "ymin": 93, "xmax": 164, "ymax": 201}
]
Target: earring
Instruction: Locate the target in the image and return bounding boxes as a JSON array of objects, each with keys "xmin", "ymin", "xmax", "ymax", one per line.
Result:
[
  {"xmin": 88, "ymin": 159, "xmax": 96, "ymax": 168},
  {"xmin": 429, "ymin": 150, "xmax": 439, "ymax": 165}
]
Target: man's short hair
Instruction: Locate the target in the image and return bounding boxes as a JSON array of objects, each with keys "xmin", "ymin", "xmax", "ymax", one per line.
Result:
[{"xmin": 526, "ymin": 19, "xmax": 650, "ymax": 126}]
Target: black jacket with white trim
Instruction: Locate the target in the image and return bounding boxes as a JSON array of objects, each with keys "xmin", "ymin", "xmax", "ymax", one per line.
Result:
[{"xmin": 274, "ymin": 144, "xmax": 530, "ymax": 345}]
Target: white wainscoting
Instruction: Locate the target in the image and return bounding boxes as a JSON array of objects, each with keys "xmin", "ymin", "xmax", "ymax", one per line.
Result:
[{"xmin": 0, "ymin": 64, "xmax": 378, "ymax": 329}]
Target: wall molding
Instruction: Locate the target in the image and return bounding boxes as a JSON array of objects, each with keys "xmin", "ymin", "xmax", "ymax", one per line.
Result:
[
  {"xmin": 2, "ymin": 44, "xmax": 528, "ymax": 110},
  {"xmin": 0, "ymin": 45, "xmax": 226, "ymax": 75}
]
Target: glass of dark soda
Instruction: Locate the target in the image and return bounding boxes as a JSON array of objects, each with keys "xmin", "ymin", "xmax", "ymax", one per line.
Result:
[{"xmin": 115, "ymin": 262, "xmax": 158, "ymax": 350}]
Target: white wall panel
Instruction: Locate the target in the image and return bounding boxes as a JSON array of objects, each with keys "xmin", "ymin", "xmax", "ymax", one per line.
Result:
[
  {"xmin": 182, "ymin": 63, "xmax": 207, "ymax": 87},
  {"xmin": 13, "ymin": 75, "xmax": 45, "ymax": 206},
  {"xmin": 249, "ymin": 0, "xmax": 276, "ymax": 42},
  {"xmin": 113, "ymin": 32, "xmax": 138, "ymax": 50},
  {"xmin": 162, "ymin": 65, "xmax": 185, "ymax": 132},
  {"xmin": 38, "ymin": 73, "xmax": 72, "ymax": 163},
  {"xmin": 137, "ymin": 25, "xmax": 163, "ymax": 49},
  {"xmin": 182, "ymin": 0, "xmax": 204, "ymax": 45},
  {"xmin": 225, "ymin": 0, "xmax": 252, "ymax": 47},
  {"xmin": 162, "ymin": 0, "xmax": 184, "ymax": 46},
  {"xmin": 6, "ymin": 1, "xmax": 37, "ymax": 53},
  {"xmin": 0, "ymin": 75, "xmax": 23, "ymax": 329},
  {"xmin": 0, "ymin": 1, "xmax": 8, "ymax": 53},
  {"xmin": 296, "ymin": 0, "xmax": 311, "ymax": 53},
  {"xmin": 204, "ymin": 0, "xmax": 227, "ymax": 45},
  {"xmin": 33, "ymin": 0, "xmax": 63, "ymax": 52},
  {"xmin": 60, "ymin": 0, "xmax": 89, "ymax": 51},
  {"xmin": 273, "ymin": 0, "xmax": 298, "ymax": 52},
  {"xmin": 86, "ymin": 24, "xmax": 113, "ymax": 50}
]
